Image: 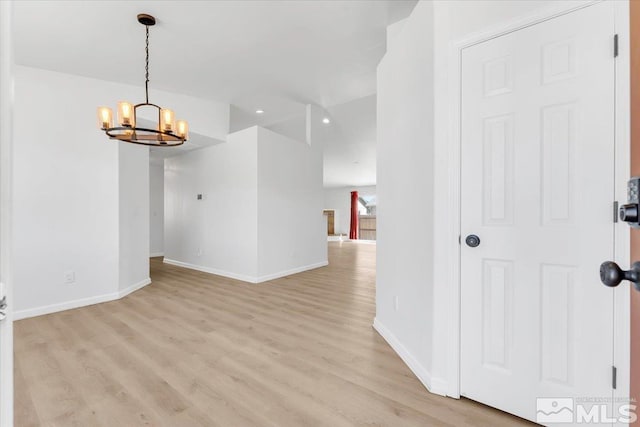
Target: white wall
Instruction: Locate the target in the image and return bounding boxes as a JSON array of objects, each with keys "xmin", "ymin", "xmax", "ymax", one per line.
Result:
[
  {"xmin": 375, "ymin": 0, "xmax": 591, "ymax": 397},
  {"xmin": 375, "ymin": 0, "xmax": 437, "ymax": 391},
  {"xmin": 149, "ymin": 162, "xmax": 164, "ymax": 256},
  {"xmin": 12, "ymin": 66, "xmax": 120, "ymax": 316},
  {"xmin": 119, "ymin": 142, "xmax": 149, "ymax": 292},
  {"xmin": 164, "ymin": 123, "xmax": 327, "ymax": 283},
  {"xmin": 386, "ymin": 18, "xmax": 408, "ymax": 53},
  {"xmin": 264, "ymin": 113, "xmax": 308, "ymax": 143},
  {"xmin": 435, "ymin": 0, "xmax": 581, "ymax": 41},
  {"xmin": 143, "ymin": 90, "xmax": 230, "ymax": 141},
  {"xmin": 257, "ymin": 127, "xmax": 326, "ymax": 280},
  {"xmin": 12, "ymin": 65, "xmax": 230, "ymax": 318},
  {"xmin": 323, "ymin": 185, "xmax": 376, "ymax": 236},
  {"xmin": 165, "ymin": 127, "xmax": 259, "ymax": 281}
]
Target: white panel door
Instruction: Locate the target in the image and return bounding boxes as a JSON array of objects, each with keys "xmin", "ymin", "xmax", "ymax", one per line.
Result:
[{"xmin": 460, "ymin": 3, "xmax": 615, "ymax": 425}]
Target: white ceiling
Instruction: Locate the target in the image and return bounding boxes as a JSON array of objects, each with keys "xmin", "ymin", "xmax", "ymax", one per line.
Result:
[
  {"xmin": 13, "ymin": 0, "xmax": 417, "ymax": 187},
  {"xmin": 322, "ymin": 94, "xmax": 377, "ymax": 188}
]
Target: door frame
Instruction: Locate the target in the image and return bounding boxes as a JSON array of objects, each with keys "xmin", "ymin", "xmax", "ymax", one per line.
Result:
[
  {"xmin": 0, "ymin": 1, "xmax": 14, "ymax": 426},
  {"xmin": 445, "ymin": 0, "xmax": 631, "ymax": 405}
]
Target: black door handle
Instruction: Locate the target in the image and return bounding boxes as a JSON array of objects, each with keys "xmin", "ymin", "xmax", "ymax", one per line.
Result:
[{"xmin": 599, "ymin": 261, "xmax": 640, "ymax": 290}]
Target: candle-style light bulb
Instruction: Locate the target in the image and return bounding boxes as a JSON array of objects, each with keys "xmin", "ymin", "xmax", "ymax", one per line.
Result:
[
  {"xmin": 97, "ymin": 107, "xmax": 113, "ymax": 130},
  {"xmin": 160, "ymin": 109, "xmax": 175, "ymax": 132},
  {"xmin": 176, "ymin": 120, "xmax": 189, "ymax": 139},
  {"xmin": 117, "ymin": 101, "xmax": 135, "ymax": 127}
]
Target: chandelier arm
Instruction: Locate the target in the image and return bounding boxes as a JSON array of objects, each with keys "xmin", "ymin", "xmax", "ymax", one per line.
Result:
[{"xmin": 104, "ymin": 126, "xmax": 185, "ymax": 147}]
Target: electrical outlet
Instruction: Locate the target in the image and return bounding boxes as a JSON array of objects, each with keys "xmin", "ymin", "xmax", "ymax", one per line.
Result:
[
  {"xmin": 197, "ymin": 248, "xmax": 203, "ymax": 257},
  {"xmin": 394, "ymin": 296, "xmax": 399, "ymax": 311},
  {"xmin": 64, "ymin": 270, "xmax": 76, "ymax": 284}
]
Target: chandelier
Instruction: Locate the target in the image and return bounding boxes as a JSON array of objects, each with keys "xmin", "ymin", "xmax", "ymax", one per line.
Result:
[{"xmin": 97, "ymin": 14, "xmax": 188, "ymax": 146}]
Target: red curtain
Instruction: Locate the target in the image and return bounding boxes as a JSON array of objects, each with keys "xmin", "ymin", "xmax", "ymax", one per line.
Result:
[{"xmin": 349, "ymin": 191, "xmax": 359, "ymax": 240}]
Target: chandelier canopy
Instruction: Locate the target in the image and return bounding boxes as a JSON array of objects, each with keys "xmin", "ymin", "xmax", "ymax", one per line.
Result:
[{"xmin": 97, "ymin": 14, "xmax": 188, "ymax": 147}]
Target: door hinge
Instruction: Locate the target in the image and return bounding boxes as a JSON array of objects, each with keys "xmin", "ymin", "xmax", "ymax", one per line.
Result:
[
  {"xmin": 614, "ymin": 201, "xmax": 619, "ymax": 223},
  {"xmin": 614, "ymin": 34, "xmax": 619, "ymax": 58},
  {"xmin": 612, "ymin": 365, "xmax": 617, "ymax": 389}
]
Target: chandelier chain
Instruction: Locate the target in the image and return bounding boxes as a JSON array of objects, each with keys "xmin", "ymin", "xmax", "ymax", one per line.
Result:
[{"xmin": 145, "ymin": 25, "xmax": 150, "ymax": 104}]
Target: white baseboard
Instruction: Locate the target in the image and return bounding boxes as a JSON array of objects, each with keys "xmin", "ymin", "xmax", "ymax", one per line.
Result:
[
  {"xmin": 163, "ymin": 258, "xmax": 259, "ymax": 283},
  {"xmin": 327, "ymin": 236, "xmax": 376, "ymax": 245},
  {"xmin": 14, "ymin": 292, "xmax": 118, "ymax": 321},
  {"xmin": 353, "ymin": 239, "xmax": 376, "ymax": 245},
  {"xmin": 118, "ymin": 277, "xmax": 152, "ymax": 299},
  {"xmin": 14, "ymin": 277, "xmax": 152, "ymax": 321},
  {"xmin": 149, "ymin": 252, "xmax": 164, "ymax": 258},
  {"xmin": 163, "ymin": 258, "xmax": 329, "ymax": 284},
  {"xmin": 256, "ymin": 261, "xmax": 329, "ymax": 282},
  {"xmin": 373, "ymin": 317, "xmax": 448, "ymax": 397}
]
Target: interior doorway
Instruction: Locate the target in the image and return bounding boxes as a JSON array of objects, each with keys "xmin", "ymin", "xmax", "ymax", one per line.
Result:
[
  {"xmin": 149, "ymin": 160, "xmax": 164, "ymax": 258},
  {"xmin": 323, "ymin": 210, "xmax": 335, "ymax": 235}
]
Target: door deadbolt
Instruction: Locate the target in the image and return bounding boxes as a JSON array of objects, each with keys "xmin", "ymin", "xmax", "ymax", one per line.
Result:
[
  {"xmin": 465, "ymin": 234, "xmax": 481, "ymax": 248},
  {"xmin": 620, "ymin": 177, "xmax": 640, "ymax": 228},
  {"xmin": 620, "ymin": 203, "xmax": 639, "ymax": 223}
]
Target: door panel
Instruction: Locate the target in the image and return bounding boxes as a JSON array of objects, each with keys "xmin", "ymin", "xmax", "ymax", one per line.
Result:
[{"xmin": 460, "ymin": 3, "xmax": 615, "ymax": 424}]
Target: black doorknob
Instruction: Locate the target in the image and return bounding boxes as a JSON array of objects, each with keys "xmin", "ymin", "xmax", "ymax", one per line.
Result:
[
  {"xmin": 599, "ymin": 261, "xmax": 640, "ymax": 289},
  {"xmin": 465, "ymin": 234, "xmax": 481, "ymax": 248}
]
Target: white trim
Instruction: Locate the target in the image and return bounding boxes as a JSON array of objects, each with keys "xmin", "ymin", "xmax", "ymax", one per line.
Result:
[
  {"xmin": 349, "ymin": 239, "xmax": 376, "ymax": 245},
  {"xmin": 445, "ymin": 0, "xmax": 627, "ymax": 399},
  {"xmin": 163, "ymin": 258, "xmax": 258, "ymax": 283},
  {"xmin": 453, "ymin": 1, "xmax": 600, "ymax": 50},
  {"xmin": 13, "ymin": 278, "xmax": 152, "ymax": 321},
  {"xmin": 327, "ymin": 236, "xmax": 377, "ymax": 245},
  {"xmin": 613, "ymin": 0, "xmax": 631, "ymax": 413},
  {"xmin": 373, "ymin": 318, "xmax": 447, "ymax": 397},
  {"xmin": 149, "ymin": 252, "xmax": 164, "ymax": 258},
  {"xmin": 163, "ymin": 258, "xmax": 328, "ymax": 284},
  {"xmin": 14, "ymin": 292, "xmax": 116, "ymax": 320},
  {"xmin": 256, "ymin": 261, "xmax": 329, "ymax": 283},
  {"xmin": 118, "ymin": 277, "xmax": 152, "ymax": 299}
]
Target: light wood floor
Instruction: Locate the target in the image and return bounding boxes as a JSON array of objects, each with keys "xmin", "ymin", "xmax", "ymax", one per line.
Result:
[{"xmin": 14, "ymin": 242, "xmax": 533, "ymax": 426}]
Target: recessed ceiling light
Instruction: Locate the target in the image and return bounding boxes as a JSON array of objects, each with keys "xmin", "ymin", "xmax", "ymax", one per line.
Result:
[
  {"xmin": 322, "ymin": 117, "xmax": 331, "ymax": 124},
  {"xmin": 256, "ymin": 109, "xmax": 264, "ymax": 114}
]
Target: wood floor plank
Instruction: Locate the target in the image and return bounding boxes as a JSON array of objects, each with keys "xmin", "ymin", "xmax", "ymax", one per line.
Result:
[
  {"xmin": 13, "ymin": 359, "xmax": 41, "ymax": 427},
  {"xmin": 14, "ymin": 242, "xmax": 534, "ymax": 426}
]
